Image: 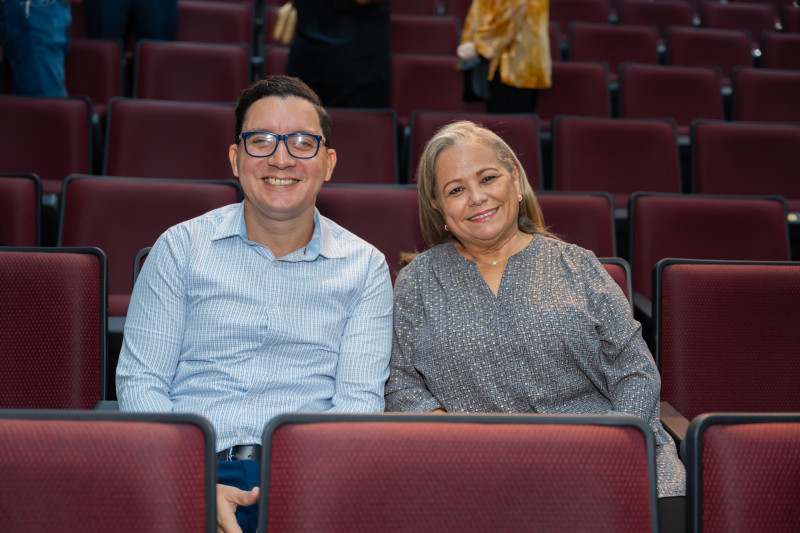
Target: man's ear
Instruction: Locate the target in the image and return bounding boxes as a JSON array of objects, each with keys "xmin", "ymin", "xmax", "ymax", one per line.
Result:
[
  {"xmin": 228, "ymin": 144, "xmax": 239, "ymax": 177},
  {"xmin": 323, "ymin": 148, "xmax": 337, "ymax": 183}
]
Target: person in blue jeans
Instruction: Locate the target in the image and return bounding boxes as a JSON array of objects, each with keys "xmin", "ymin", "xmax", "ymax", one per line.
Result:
[{"xmin": 0, "ymin": 0, "xmax": 71, "ymax": 96}]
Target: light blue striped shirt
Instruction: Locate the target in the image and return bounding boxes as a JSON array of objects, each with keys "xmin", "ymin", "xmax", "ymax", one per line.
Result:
[{"xmin": 117, "ymin": 202, "xmax": 393, "ymax": 451}]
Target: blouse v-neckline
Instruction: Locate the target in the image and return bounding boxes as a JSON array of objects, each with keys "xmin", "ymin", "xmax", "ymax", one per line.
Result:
[{"xmin": 446, "ymin": 236, "xmax": 539, "ymax": 298}]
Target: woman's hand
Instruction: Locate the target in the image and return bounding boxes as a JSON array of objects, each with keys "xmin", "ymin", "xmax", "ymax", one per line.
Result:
[{"xmin": 457, "ymin": 42, "xmax": 478, "ymax": 61}]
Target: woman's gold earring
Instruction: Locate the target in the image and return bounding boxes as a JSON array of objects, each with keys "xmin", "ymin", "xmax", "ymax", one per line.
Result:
[{"xmin": 518, "ymin": 195, "xmax": 523, "ymax": 203}]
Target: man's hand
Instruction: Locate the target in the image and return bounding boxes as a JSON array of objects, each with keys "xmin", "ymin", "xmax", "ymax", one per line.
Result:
[
  {"xmin": 457, "ymin": 42, "xmax": 478, "ymax": 61},
  {"xmin": 216, "ymin": 484, "xmax": 260, "ymax": 533}
]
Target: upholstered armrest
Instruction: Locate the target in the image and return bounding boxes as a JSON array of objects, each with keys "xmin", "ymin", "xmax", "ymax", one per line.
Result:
[
  {"xmin": 660, "ymin": 401, "xmax": 690, "ymax": 457},
  {"xmin": 94, "ymin": 400, "xmax": 120, "ymax": 410}
]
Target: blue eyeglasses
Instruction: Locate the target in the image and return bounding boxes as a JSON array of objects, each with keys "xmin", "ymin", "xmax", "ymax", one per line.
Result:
[{"xmin": 239, "ymin": 131, "xmax": 325, "ymax": 159}]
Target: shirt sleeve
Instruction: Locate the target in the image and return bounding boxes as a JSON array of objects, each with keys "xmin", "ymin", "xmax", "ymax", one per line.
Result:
[
  {"xmin": 462, "ymin": 0, "xmax": 526, "ymax": 60},
  {"xmin": 384, "ymin": 262, "xmax": 444, "ymax": 413},
  {"xmin": 116, "ymin": 230, "xmax": 187, "ymax": 412},
  {"xmin": 328, "ymin": 247, "xmax": 393, "ymax": 413},
  {"xmin": 579, "ymin": 251, "xmax": 686, "ymax": 497}
]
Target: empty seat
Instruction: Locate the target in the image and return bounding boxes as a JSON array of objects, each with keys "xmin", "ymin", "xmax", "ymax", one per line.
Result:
[
  {"xmin": 0, "ymin": 247, "xmax": 107, "ymax": 409},
  {"xmin": 391, "ymin": 53, "xmax": 486, "ymax": 128},
  {"xmin": 550, "ymin": 0, "xmax": 611, "ymax": 42},
  {"xmin": 685, "ymin": 413, "xmax": 800, "ymax": 532},
  {"xmin": 654, "ymin": 260, "xmax": 800, "ymax": 420},
  {"xmin": 0, "ymin": 410, "xmax": 215, "ymax": 532},
  {"xmin": 536, "ymin": 61, "xmax": 611, "ymax": 133},
  {"xmin": 263, "ymin": 44, "xmax": 289, "ymax": 76},
  {"xmin": 629, "ymin": 193, "xmax": 790, "ymax": 306},
  {"xmin": 104, "ymin": 98, "xmax": 236, "ymax": 181},
  {"xmin": 0, "ymin": 95, "xmax": 92, "ymax": 196},
  {"xmin": 568, "ymin": 22, "xmax": 659, "ymax": 83},
  {"xmin": 665, "ymin": 26, "xmax": 752, "ymax": 87},
  {"xmin": 619, "ymin": 63, "xmax": 723, "ymax": 137},
  {"xmin": 407, "ymin": 110, "xmax": 542, "ymax": 188},
  {"xmin": 259, "ymin": 412, "xmax": 658, "ymax": 532},
  {"xmin": 315, "ymin": 185, "xmax": 426, "ymax": 279},
  {"xmin": 390, "ymin": 14, "xmax": 460, "ymax": 55},
  {"xmin": 176, "ymin": 0, "xmax": 253, "ymax": 46},
  {"xmin": 691, "ymin": 120, "xmax": 800, "ymax": 212},
  {"xmin": 64, "ymin": 38, "xmax": 123, "ymax": 121},
  {"xmin": 0, "ymin": 174, "xmax": 40, "ymax": 247},
  {"xmin": 617, "ymin": 0, "xmax": 694, "ymax": 42},
  {"xmin": 538, "ymin": 191, "xmax": 617, "ymax": 257},
  {"xmin": 783, "ymin": 4, "xmax": 800, "ymax": 32},
  {"xmin": 551, "ymin": 116, "xmax": 681, "ymax": 208},
  {"xmin": 701, "ymin": 1, "xmax": 777, "ymax": 48},
  {"xmin": 760, "ymin": 31, "xmax": 800, "ymax": 70},
  {"xmin": 58, "ymin": 175, "xmax": 243, "ymax": 319},
  {"xmin": 732, "ymin": 67, "xmax": 800, "ymax": 122},
  {"xmin": 326, "ymin": 107, "xmax": 398, "ymax": 185},
  {"xmin": 133, "ymin": 40, "xmax": 250, "ymax": 102}
]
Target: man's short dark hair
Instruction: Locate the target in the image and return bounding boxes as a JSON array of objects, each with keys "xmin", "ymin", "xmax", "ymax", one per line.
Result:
[{"xmin": 234, "ymin": 75, "xmax": 331, "ymax": 146}]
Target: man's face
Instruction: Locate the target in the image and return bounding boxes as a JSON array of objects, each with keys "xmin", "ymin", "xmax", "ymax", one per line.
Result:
[{"xmin": 229, "ymin": 95, "xmax": 336, "ymax": 225}]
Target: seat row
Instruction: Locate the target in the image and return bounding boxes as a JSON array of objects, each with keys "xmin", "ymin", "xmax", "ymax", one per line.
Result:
[
  {"xmin": 3, "ymin": 93, "xmax": 798, "ymax": 201},
  {"xmin": 1, "ymin": 407, "xmax": 798, "ymax": 531}
]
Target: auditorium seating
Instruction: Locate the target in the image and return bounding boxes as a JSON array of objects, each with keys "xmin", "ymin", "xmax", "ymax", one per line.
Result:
[
  {"xmin": 315, "ymin": 184, "xmax": 425, "ymax": 279},
  {"xmin": 538, "ymin": 191, "xmax": 617, "ymax": 257},
  {"xmin": 176, "ymin": 0, "xmax": 253, "ymax": 46},
  {"xmin": 732, "ymin": 67, "xmax": 800, "ymax": 123},
  {"xmin": 665, "ymin": 27, "xmax": 752, "ymax": 88},
  {"xmin": 684, "ymin": 413, "xmax": 800, "ymax": 532},
  {"xmin": 760, "ymin": 31, "xmax": 800, "ymax": 70},
  {"xmin": 629, "ymin": 193, "xmax": 790, "ymax": 320},
  {"xmin": 536, "ymin": 61, "xmax": 611, "ymax": 134},
  {"xmin": 0, "ymin": 174, "xmax": 40, "ymax": 247},
  {"xmin": 407, "ymin": 110, "xmax": 542, "ymax": 187},
  {"xmin": 568, "ymin": 22, "xmax": 660, "ymax": 83},
  {"xmin": 0, "ymin": 410, "xmax": 216, "ymax": 532},
  {"xmin": 617, "ymin": 0, "xmax": 694, "ymax": 43},
  {"xmin": 390, "ymin": 53, "xmax": 486, "ymax": 128},
  {"xmin": 64, "ymin": 38, "xmax": 123, "ymax": 122},
  {"xmin": 619, "ymin": 63, "xmax": 723, "ymax": 137},
  {"xmin": 133, "ymin": 40, "xmax": 251, "ymax": 102},
  {"xmin": 654, "ymin": 259, "xmax": 800, "ymax": 422},
  {"xmin": 783, "ymin": 4, "xmax": 800, "ymax": 32},
  {"xmin": 551, "ymin": 116, "xmax": 681, "ymax": 208},
  {"xmin": 263, "ymin": 44, "xmax": 289, "ymax": 76},
  {"xmin": 326, "ymin": 107, "xmax": 399, "ymax": 185},
  {"xmin": 0, "ymin": 95, "xmax": 92, "ymax": 196},
  {"xmin": 259, "ymin": 412, "xmax": 658, "ymax": 532},
  {"xmin": 550, "ymin": 0, "xmax": 612, "ymax": 42},
  {"xmin": 701, "ymin": 1, "xmax": 777, "ymax": 49},
  {"xmin": 390, "ymin": 14, "xmax": 460, "ymax": 55},
  {"xmin": 104, "ymin": 98, "xmax": 237, "ymax": 181},
  {"xmin": 691, "ymin": 120, "xmax": 800, "ymax": 212},
  {"xmin": 0, "ymin": 247, "xmax": 107, "ymax": 409}
]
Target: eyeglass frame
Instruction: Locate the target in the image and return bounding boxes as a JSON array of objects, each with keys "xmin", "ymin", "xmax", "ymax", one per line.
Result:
[{"xmin": 238, "ymin": 131, "xmax": 327, "ymax": 159}]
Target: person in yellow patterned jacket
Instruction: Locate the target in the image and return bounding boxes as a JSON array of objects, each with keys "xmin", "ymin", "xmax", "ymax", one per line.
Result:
[{"xmin": 458, "ymin": 0, "xmax": 552, "ymax": 113}]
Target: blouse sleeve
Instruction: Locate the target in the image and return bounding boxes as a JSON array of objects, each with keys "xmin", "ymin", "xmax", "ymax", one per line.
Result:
[{"xmin": 384, "ymin": 263, "xmax": 443, "ymax": 413}]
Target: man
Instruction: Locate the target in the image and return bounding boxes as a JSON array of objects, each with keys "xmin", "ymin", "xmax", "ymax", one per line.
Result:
[{"xmin": 116, "ymin": 76, "xmax": 393, "ymax": 533}]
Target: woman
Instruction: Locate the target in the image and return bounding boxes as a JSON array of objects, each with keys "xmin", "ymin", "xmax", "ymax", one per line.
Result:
[
  {"xmin": 385, "ymin": 121, "xmax": 685, "ymax": 529},
  {"xmin": 458, "ymin": 0, "xmax": 552, "ymax": 113}
]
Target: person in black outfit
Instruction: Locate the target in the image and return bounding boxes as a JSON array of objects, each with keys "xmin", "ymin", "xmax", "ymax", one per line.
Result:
[{"xmin": 288, "ymin": 0, "xmax": 390, "ymax": 109}]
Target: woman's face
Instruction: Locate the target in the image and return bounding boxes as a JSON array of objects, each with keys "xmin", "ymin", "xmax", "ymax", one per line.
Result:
[{"xmin": 432, "ymin": 140, "xmax": 522, "ymax": 249}]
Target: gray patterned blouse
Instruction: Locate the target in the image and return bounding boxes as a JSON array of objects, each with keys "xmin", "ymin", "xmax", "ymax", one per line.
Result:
[{"xmin": 385, "ymin": 235, "xmax": 686, "ymax": 498}]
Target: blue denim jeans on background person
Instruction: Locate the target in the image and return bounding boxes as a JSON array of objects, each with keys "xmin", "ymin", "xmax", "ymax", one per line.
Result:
[{"xmin": 0, "ymin": 0, "xmax": 71, "ymax": 96}]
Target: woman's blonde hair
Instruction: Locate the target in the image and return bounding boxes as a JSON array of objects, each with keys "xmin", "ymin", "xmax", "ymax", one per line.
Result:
[{"xmin": 415, "ymin": 120, "xmax": 553, "ymax": 247}]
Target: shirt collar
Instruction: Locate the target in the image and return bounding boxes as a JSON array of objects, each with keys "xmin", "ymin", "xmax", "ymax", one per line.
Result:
[{"xmin": 211, "ymin": 201, "xmax": 345, "ymax": 261}]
